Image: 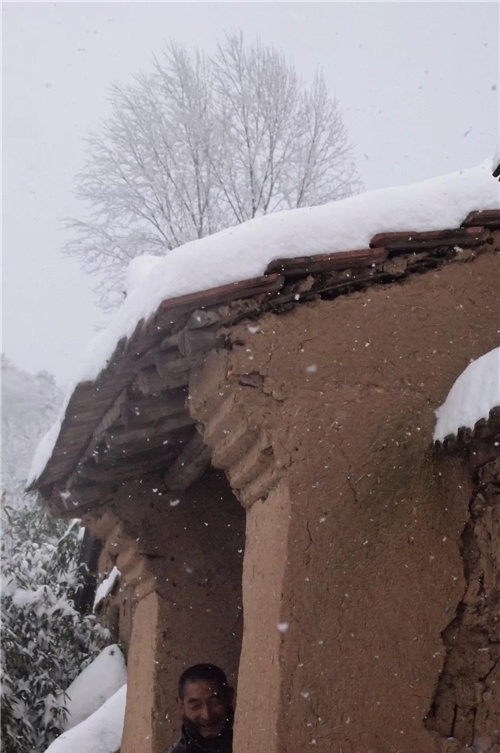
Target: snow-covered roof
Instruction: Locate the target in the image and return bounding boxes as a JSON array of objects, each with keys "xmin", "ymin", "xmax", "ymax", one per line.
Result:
[
  {"xmin": 53, "ymin": 159, "xmax": 499, "ymax": 390},
  {"xmin": 28, "ymin": 158, "xmax": 499, "ymax": 493},
  {"xmin": 434, "ymin": 348, "xmax": 500, "ymax": 443}
]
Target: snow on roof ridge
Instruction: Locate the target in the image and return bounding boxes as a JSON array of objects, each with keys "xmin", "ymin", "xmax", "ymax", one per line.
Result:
[
  {"xmin": 434, "ymin": 348, "xmax": 500, "ymax": 443},
  {"xmin": 28, "ymin": 158, "xmax": 499, "ymax": 486}
]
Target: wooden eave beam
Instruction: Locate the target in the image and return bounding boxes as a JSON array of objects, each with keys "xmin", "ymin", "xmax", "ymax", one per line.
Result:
[
  {"xmin": 50, "ymin": 481, "xmax": 118, "ymax": 518},
  {"xmin": 163, "ymin": 432, "xmax": 212, "ymax": 491},
  {"xmin": 153, "ymin": 351, "xmax": 205, "ymax": 377},
  {"xmin": 103, "ymin": 413, "xmax": 196, "ymax": 450},
  {"xmin": 133, "ymin": 365, "xmax": 191, "ymax": 395},
  {"xmin": 120, "ymin": 389, "xmax": 188, "ymax": 427},
  {"xmin": 94, "ymin": 425, "xmax": 194, "ymax": 466},
  {"xmin": 74, "ymin": 447, "xmax": 180, "ymax": 484}
]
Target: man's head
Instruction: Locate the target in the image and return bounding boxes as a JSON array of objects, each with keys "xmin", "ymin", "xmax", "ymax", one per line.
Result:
[{"xmin": 177, "ymin": 664, "xmax": 233, "ymax": 739}]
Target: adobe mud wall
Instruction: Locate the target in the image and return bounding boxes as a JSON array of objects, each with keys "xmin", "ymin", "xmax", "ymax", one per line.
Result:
[
  {"xmin": 189, "ymin": 250, "xmax": 500, "ymax": 753},
  {"xmin": 235, "ymin": 481, "xmax": 292, "ymax": 753},
  {"xmin": 82, "ymin": 466, "xmax": 245, "ymax": 752},
  {"xmin": 121, "ymin": 592, "xmax": 159, "ymax": 753},
  {"xmin": 426, "ymin": 442, "xmax": 500, "ymax": 752}
]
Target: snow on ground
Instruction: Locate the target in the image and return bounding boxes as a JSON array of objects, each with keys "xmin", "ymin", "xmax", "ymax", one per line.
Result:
[
  {"xmin": 93, "ymin": 567, "xmax": 121, "ymax": 612},
  {"xmin": 59, "ymin": 644, "xmax": 126, "ymax": 731},
  {"xmin": 29, "ymin": 158, "xmax": 499, "ymax": 484},
  {"xmin": 434, "ymin": 348, "xmax": 500, "ymax": 442},
  {"xmin": 43, "ymin": 683, "xmax": 126, "ymax": 753}
]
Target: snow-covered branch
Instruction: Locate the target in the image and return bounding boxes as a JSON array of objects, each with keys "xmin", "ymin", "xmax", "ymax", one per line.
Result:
[{"xmin": 64, "ymin": 34, "xmax": 362, "ymax": 310}]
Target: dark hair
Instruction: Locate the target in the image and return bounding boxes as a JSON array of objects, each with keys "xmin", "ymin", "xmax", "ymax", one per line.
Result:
[{"xmin": 178, "ymin": 663, "xmax": 229, "ymax": 699}]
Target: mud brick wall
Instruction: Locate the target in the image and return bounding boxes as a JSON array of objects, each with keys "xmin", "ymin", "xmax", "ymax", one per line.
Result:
[{"xmin": 189, "ymin": 250, "xmax": 499, "ymax": 753}]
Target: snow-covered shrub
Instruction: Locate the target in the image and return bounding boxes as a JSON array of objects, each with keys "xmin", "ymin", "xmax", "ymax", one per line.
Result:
[
  {"xmin": 1, "ymin": 498, "xmax": 109, "ymax": 753},
  {"xmin": 1, "ymin": 358, "xmax": 111, "ymax": 751}
]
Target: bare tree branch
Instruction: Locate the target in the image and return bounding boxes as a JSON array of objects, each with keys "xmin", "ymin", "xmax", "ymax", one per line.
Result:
[{"xmin": 64, "ymin": 33, "xmax": 362, "ymax": 310}]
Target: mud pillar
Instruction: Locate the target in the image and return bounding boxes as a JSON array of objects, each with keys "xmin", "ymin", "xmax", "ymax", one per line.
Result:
[
  {"xmin": 233, "ymin": 482, "xmax": 291, "ymax": 753},
  {"xmin": 121, "ymin": 592, "xmax": 159, "ymax": 753}
]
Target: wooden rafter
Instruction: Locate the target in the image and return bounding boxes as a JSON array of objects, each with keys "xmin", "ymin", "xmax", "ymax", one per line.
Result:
[
  {"xmin": 163, "ymin": 432, "xmax": 212, "ymax": 491},
  {"xmin": 120, "ymin": 389, "xmax": 188, "ymax": 427}
]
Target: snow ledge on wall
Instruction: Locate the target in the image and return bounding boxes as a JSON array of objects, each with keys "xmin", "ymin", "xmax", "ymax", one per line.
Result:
[{"xmin": 433, "ymin": 348, "xmax": 500, "ymax": 443}]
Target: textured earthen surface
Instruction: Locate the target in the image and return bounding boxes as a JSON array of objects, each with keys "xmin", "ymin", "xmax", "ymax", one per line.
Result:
[
  {"xmin": 425, "ymin": 454, "xmax": 500, "ymax": 752},
  {"xmin": 121, "ymin": 592, "xmax": 159, "ymax": 753},
  {"xmin": 233, "ymin": 482, "xmax": 291, "ymax": 753},
  {"xmin": 188, "ymin": 250, "xmax": 499, "ymax": 753}
]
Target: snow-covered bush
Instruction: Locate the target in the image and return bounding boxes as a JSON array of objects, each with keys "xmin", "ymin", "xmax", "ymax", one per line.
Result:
[
  {"xmin": 1, "ymin": 358, "xmax": 110, "ymax": 752},
  {"xmin": 1, "ymin": 498, "xmax": 109, "ymax": 753}
]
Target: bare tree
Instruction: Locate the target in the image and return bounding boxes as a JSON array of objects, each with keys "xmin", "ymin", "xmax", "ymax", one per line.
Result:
[{"xmin": 65, "ymin": 34, "xmax": 362, "ymax": 310}]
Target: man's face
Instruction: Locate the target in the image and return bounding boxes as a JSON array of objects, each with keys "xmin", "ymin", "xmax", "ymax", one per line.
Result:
[{"xmin": 178, "ymin": 679, "xmax": 229, "ymax": 738}]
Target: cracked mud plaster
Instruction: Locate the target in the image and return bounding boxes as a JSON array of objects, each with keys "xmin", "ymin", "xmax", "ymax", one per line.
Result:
[
  {"xmin": 190, "ymin": 251, "xmax": 499, "ymax": 753},
  {"xmin": 425, "ymin": 454, "xmax": 500, "ymax": 753}
]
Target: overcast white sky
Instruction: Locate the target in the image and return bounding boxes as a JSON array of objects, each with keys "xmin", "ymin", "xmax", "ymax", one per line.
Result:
[{"xmin": 3, "ymin": 2, "xmax": 499, "ymax": 388}]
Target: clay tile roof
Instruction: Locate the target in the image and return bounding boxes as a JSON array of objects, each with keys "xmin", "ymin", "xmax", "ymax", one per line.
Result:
[
  {"xmin": 28, "ymin": 210, "xmax": 500, "ymax": 518},
  {"xmin": 435, "ymin": 406, "xmax": 500, "ymax": 468}
]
